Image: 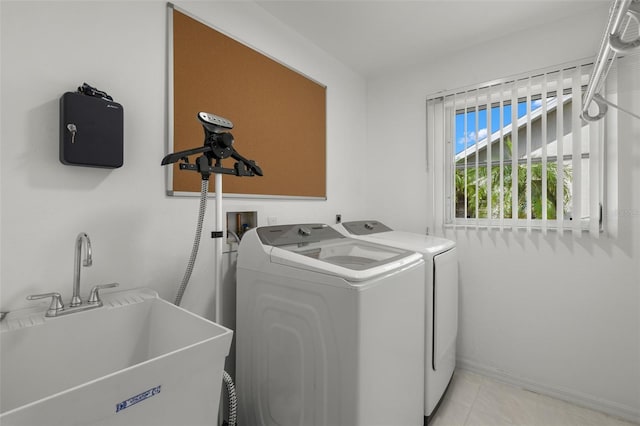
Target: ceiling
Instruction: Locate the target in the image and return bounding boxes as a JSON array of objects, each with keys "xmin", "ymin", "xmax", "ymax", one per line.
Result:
[{"xmin": 255, "ymin": 0, "xmax": 610, "ymax": 77}]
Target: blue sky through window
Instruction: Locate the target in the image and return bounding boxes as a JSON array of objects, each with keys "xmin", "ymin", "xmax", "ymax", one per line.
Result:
[{"xmin": 455, "ymin": 100, "xmax": 543, "ymax": 155}]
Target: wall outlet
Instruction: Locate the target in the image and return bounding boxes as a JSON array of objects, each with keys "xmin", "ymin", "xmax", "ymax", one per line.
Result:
[
  {"xmin": 267, "ymin": 216, "xmax": 277, "ymax": 225},
  {"xmin": 335, "ymin": 214, "xmax": 342, "ymax": 224}
]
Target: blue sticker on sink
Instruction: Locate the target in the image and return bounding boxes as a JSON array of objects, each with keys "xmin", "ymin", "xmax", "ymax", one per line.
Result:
[{"xmin": 116, "ymin": 385, "xmax": 161, "ymax": 413}]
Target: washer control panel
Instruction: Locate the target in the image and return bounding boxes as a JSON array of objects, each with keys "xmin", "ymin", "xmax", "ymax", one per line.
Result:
[{"xmin": 257, "ymin": 224, "xmax": 344, "ymax": 246}]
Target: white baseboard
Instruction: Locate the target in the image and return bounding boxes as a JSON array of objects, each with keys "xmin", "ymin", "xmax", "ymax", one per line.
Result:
[{"xmin": 456, "ymin": 358, "xmax": 640, "ymax": 425}]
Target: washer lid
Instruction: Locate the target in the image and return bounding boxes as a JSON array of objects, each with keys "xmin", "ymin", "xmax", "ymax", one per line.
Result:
[{"xmin": 258, "ymin": 224, "xmax": 422, "ymax": 282}]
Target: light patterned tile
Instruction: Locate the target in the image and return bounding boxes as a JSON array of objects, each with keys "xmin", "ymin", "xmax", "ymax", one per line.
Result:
[
  {"xmin": 602, "ymin": 414, "xmax": 640, "ymax": 426},
  {"xmin": 471, "ymin": 378, "xmax": 540, "ymax": 425},
  {"xmin": 442, "ymin": 372, "xmax": 640, "ymax": 426},
  {"xmin": 454, "ymin": 369, "xmax": 486, "ymax": 386},
  {"xmin": 430, "ymin": 397, "xmax": 472, "ymax": 426},
  {"xmin": 605, "ymin": 414, "xmax": 640, "ymax": 426},
  {"xmin": 530, "ymin": 392, "xmax": 640, "ymax": 426},
  {"xmin": 447, "ymin": 370, "xmax": 483, "ymax": 407},
  {"xmin": 465, "ymin": 403, "xmax": 515, "ymax": 426}
]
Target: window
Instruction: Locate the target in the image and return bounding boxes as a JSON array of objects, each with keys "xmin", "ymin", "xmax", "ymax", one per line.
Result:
[{"xmin": 427, "ymin": 62, "xmax": 604, "ymax": 235}]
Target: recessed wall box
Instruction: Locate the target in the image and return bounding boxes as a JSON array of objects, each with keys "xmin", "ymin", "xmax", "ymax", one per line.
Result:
[
  {"xmin": 59, "ymin": 92, "xmax": 123, "ymax": 168},
  {"xmin": 226, "ymin": 211, "xmax": 258, "ymax": 245}
]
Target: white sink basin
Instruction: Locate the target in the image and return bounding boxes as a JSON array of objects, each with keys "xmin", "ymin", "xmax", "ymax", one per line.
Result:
[{"xmin": 0, "ymin": 288, "xmax": 232, "ymax": 426}]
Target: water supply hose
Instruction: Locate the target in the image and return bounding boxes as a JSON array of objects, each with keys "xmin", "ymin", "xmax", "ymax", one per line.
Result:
[
  {"xmin": 173, "ymin": 178, "xmax": 238, "ymax": 426},
  {"xmin": 174, "ymin": 179, "xmax": 209, "ymax": 306},
  {"xmin": 223, "ymin": 370, "xmax": 238, "ymax": 426}
]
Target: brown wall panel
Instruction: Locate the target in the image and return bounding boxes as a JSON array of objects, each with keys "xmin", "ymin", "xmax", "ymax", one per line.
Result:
[{"xmin": 171, "ymin": 8, "xmax": 326, "ymax": 197}]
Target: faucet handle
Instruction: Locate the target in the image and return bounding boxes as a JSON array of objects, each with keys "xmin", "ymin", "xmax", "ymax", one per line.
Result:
[
  {"xmin": 26, "ymin": 292, "xmax": 65, "ymax": 317},
  {"xmin": 88, "ymin": 283, "xmax": 119, "ymax": 305}
]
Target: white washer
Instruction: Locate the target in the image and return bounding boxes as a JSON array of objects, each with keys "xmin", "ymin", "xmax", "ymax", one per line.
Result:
[
  {"xmin": 236, "ymin": 224, "xmax": 426, "ymax": 426},
  {"xmin": 334, "ymin": 220, "xmax": 458, "ymax": 424}
]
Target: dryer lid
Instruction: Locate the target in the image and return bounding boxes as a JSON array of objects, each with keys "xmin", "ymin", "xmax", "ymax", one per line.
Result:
[
  {"xmin": 339, "ymin": 221, "xmax": 455, "ymax": 256},
  {"xmin": 364, "ymin": 231, "xmax": 456, "ymax": 256}
]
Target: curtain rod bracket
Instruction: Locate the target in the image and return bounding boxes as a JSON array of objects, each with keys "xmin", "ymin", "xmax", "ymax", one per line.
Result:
[
  {"xmin": 582, "ymin": 0, "xmax": 640, "ymax": 120},
  {"xmin": 582, "ymin": 94, "xmax": 609, "ymax": 122}
]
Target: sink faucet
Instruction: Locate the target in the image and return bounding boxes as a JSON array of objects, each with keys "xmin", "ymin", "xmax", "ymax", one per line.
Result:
[
  {"xmin": 71, "ymin": 232, "xmax": 92, "ymax": 307},
  {"xmin": 26, "ymin": 231, "xmax": 119, "ymax": 318}
]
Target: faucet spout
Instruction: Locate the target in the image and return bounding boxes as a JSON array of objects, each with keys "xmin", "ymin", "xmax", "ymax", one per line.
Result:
[{"xmin": 71, "ymin": 232, "xmax": 92, "ymax": 307}]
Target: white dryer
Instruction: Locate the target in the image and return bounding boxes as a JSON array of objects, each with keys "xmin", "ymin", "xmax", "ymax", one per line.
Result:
[
  {"xmin": 334, "ymin": 220, "xmax": 458, "ymax": 424},
  {"xmin": 236, "ymin": 224, "xmax": 426, "ymax": 426}
]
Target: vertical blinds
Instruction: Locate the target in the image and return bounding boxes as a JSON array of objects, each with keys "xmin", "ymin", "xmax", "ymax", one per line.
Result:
[{"xmin": 427, "ymin": 61, "xmax": 603, "ymax": 236}]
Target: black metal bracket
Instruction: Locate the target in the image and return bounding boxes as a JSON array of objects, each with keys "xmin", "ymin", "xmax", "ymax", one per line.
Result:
[
  {"xmin": 161, "ymin": 120, "xmax": 263, "ymax": 182},
  {"xmin": 175, "ymin": 154, "xmax": 260, "ymax": 180}
]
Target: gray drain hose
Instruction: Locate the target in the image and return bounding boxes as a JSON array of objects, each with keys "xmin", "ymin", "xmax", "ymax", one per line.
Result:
[{"xmin": 173, "ymin": 178, "xmax": 238, "ymax": 426}]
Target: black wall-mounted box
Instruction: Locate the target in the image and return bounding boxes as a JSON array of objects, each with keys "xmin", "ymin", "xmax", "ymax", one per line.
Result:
[{"xmin": 59, "ymin": 92, "xmax": 123, "ymax": 168}]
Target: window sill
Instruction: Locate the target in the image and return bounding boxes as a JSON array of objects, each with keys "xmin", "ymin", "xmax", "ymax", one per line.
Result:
[{"xmin": 443, "ymin": 218, "xmax": 602, "ymax": 234}]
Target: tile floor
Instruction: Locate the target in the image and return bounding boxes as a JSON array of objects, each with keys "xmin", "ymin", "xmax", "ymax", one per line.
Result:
[{"xmin": 430, "ymin": 369, "xmax": 639, "ymax": 426}]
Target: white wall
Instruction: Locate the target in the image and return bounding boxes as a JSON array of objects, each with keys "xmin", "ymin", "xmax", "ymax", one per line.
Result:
[
  {"xmin": 0, "ymin": 1, "xmax": 367, "ymax": 320},
  {"xmin": 366, "ymin": 5, "xmax": 640, "ymax": 422}
]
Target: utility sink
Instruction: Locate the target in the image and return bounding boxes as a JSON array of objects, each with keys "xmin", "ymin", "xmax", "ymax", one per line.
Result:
[{"xmin": 0, "ymin": 288, "xmax": 233, "ymax": 426}]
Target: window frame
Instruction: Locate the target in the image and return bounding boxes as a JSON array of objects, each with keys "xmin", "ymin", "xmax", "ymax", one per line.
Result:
[{"xmin": 427, "ymin": 59, "xmax": 605, "ymax": 235}]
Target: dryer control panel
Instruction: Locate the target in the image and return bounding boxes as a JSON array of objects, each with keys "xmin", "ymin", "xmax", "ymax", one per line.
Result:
[{"xmin": 342, "ymin": 220, "xmax": 393, "ymax": 236}]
